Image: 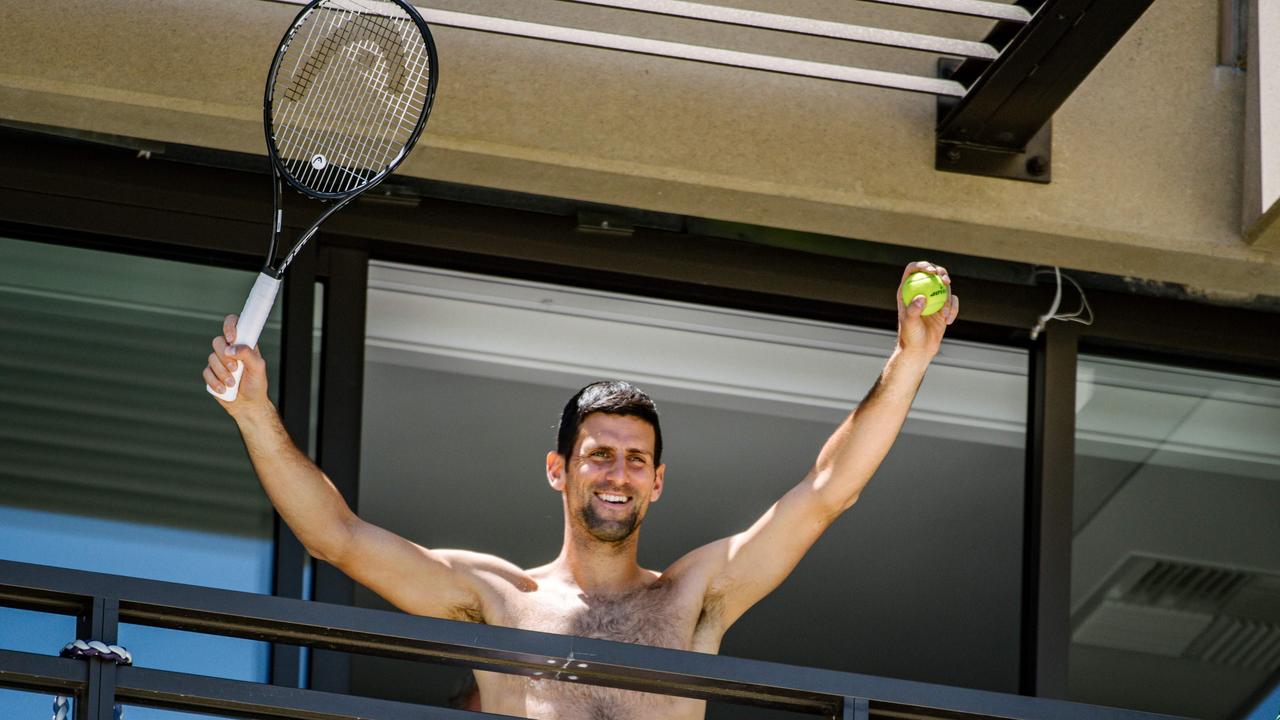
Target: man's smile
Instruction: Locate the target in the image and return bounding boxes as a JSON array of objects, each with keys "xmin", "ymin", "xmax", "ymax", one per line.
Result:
[{"xmin": 594, "ymin": 492, "xmax": 632, "ymax": 506}]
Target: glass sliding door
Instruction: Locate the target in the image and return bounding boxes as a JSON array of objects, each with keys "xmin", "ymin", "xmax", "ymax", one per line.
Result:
[
  {"xmin": 354, "ymin": 262, "xmax": 1029, "ymax": 715},
  {"xmin": 0, "ymin": 237, "xmax": 282, "ymax": 717}
]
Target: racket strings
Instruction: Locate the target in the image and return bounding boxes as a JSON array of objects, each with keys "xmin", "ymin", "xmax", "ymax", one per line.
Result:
[
  {"xmin": 323, "ymin": 19, "xmax": 422, "ymax": 192},
  {"xmin": 270, "ymin": 0, "xmax": 432, "ymax": 196},
  {"xmin": 284, "ymin": 16, "xmax": 408, "ymax": 101},
  {"xmin": 281, "ymin": 11, "xmax": 406, "ymax": 189}
]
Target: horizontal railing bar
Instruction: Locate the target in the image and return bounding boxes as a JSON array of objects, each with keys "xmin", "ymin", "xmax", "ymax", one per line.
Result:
[
  {"xmin": 0, "ymin": 584, "xmax": 85, "ymax": 617},
  {"xmin": 557, "ymin": 0, "xmax": 1000, "ymax": 60},
  {"xmin": 860, "ymin": 0, "xmax": 1034, "ymax": 23},
  {"xmin": 116, "ymin": 665, "xmax": 504, "ymax": 720},
  {"xmin": 260, "ymin": 0, "xmax": 968, "ymax": 97},
  {"xmin": 117, "ymin": 601, "xmax": 837, "ymax": 714},
  {"xmin": 0, "ymin": 560, "xmax": 1186, "ymax": 720},
  {"xmin": 0, "ymin": 649, "xmax": 88, "ymax": 695},
  {"xmin": 0, "ymin": 561, "xmax": 834, "ymax": 714}
]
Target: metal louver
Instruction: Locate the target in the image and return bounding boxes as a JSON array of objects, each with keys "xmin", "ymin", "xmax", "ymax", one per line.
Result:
[{"xmin": 269, "ymin": 0, "xmax": 1156, "ymax": 182}]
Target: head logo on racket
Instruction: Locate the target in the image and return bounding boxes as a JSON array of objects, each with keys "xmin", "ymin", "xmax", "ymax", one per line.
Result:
[{"xmin": 207, "ymin": 0, "xmax": 437, "ymax": 402}]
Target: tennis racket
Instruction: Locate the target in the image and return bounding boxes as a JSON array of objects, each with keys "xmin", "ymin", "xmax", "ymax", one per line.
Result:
[{"xmin": 209, "ymin": 0, "xmax": 438, "ymax": 401}]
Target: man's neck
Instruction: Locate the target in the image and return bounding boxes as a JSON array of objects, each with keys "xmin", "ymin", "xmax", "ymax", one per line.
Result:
[{"xmin": 551, "ymin": 528, "xmax": 649, "ymax": 595}]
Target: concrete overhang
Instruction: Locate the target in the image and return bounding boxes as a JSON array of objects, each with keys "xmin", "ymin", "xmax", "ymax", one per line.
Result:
[{"xmin": 1, "ymin": 0, "xmax": 1277, "ymax": 302}]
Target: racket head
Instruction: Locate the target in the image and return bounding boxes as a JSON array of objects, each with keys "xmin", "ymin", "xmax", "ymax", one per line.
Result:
[{"xmin": 264, "ymin": 0, "xmax": 438, "ymax": 201}]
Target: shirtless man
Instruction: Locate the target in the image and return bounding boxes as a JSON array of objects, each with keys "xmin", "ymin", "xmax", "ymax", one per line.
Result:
[{"xmin": 202, "ymin": 261, "xmax": 958, "ymax": 719}]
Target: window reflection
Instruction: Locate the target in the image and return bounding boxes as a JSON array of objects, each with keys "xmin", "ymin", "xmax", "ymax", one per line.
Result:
[
  {"xmin": 119, "ymin": 706, "xmax": 241, "ymax": 720},
  {"xmin": 0, "ymin": 605, "xmax": 75, "ymax": 655},
  {"xmin": 117, "ymin": 623, "xmax": 268, "ymax": 683},
  {"xmin": 0, "ymin": 236, "xmax": 278, "ymax": 539},
  {"xmin": 0, "ymin": 237, "xmax": 280, "ymax": 716},
  {"xmin": 0, "ymin": 506, "xmax": 270, "ymax": 591},
  {"xmin": 1071, "ymin": 355, "xmax": 1280, "ymax": 720},
  {"xmin": 0, "ymin": 688, "xmax": 70, "ymax": 720}
]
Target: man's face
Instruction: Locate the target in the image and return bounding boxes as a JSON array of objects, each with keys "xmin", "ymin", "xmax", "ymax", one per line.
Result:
[{"xmin": 548, "ymin": 412, "xmax": 665, "ymax": 544}]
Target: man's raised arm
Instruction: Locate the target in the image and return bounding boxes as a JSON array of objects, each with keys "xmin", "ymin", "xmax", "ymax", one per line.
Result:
[
  {"xmin": 203, "ymin": 315, "xmax": 525, "ymax": 621},
  {"xmin": 804, "ymin": 261, "xmax": 957, "ymax": 512},
  {"xmin": 670, "ymin": 262, "xmax": 959, "ymax": 629}
]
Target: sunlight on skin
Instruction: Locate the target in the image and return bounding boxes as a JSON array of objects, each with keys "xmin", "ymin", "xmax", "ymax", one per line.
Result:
[{"xmin": 559, "ymin": 413, "xmax": 665, "ymax": 545}]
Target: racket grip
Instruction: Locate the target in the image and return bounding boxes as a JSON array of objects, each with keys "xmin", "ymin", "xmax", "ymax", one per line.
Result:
[{"xmin": 208, "ymin": 272, "xmax": 282, "ymax": 402}]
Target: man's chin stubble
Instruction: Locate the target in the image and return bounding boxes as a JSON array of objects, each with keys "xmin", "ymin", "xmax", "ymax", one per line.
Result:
[{"xmin": 580, "ymin": 506, "xmax": 641, "ymax": 543}]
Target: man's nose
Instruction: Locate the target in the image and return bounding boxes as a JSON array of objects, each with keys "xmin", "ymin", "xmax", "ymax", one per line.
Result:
[{"xmin": 605, "ymin": 456, "xmax": 627, "ymax": 480}]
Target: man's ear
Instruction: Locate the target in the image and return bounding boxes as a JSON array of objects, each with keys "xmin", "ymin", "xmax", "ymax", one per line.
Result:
[
  {"xmin": 650, "ymin": 463, "xmax": 666, "ymax": 503},
  {"xmin": 546, "ymin": 451, "xmax": 566, "ymax": 491}
]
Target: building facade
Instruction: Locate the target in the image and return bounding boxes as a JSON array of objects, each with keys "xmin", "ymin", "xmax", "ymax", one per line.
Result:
[{"xmin": 0, "ymin": 1, "xmax": 1277, "ymax": 719}]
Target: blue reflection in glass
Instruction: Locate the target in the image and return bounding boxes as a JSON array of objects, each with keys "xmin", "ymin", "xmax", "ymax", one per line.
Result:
[
  {"xmin": 0, "ymin": 688, "xmax": 65, "ymax": 720},
  {"xmin": 0, "ymin": 505, "xmax": 271, "ymax": 720},
  {"xmin": 118, "ymin": 623, "xmax": 268, "ymax": 682},
  {"xmin": 0, "ymin": 607, "xmax": 75, "ymax": 655},
  {"xmin": 120, "ymin": 707, "xmax": 240, "ymax": 720},
  {"xmin": 0, "ymin": 506, "xmax": 270, "ymax": 591},
  {"xmin": 1242, "ymin": 681, "xmax": 1280, "ymax": 720}
]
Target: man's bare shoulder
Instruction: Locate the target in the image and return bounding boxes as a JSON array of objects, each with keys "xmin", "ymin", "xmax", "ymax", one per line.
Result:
[
  {"xmin": 659, "ymin": 537, "xmax": 731, "ymax": 592},
  {"xmin": 438, "ymin": 549, "xmax": 539, "ymax": 590},
  {"xmin": 418, "ymin": 549, "xmax": 537, "ymax": 623}
]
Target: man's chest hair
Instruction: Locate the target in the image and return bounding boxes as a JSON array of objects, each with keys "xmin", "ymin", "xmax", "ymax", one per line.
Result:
[
  {"xmin": 513, "ymin": 577, "xmax": 715, "ymax": 650},
  {"xmin": 475, "ymin": 577, "xmax": 726, "ymax": 718}
]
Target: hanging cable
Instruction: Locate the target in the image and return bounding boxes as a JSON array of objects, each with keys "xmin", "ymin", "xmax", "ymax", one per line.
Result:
[{"xmin": 1030, "ymin": 267, "xmax": 1094, "ymax": 340}]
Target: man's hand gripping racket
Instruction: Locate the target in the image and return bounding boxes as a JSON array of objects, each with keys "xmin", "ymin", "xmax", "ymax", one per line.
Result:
[{"xmin": 207, "ymin": 0, "xmax": 438, "ymax": 402}]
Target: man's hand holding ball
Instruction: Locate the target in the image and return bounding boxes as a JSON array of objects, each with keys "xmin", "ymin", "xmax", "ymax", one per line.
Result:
[
  {"xmin": 902, "ymin": 271, "xmax": 950, "ymax": 316},
  {"xmin": 896, "ymin": 261, "xmax": 958, "ymax": 359}
]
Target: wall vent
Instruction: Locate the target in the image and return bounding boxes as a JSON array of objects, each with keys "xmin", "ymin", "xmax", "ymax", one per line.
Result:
[
  {"xmin": 1124, "ymin": 559, "xmax": 1248, "ymax": 612},
  {"xmin": 1073, "ymin": 555, "xmax": 1280, "ymax": 672},
  {"xmin": 1185, "ymin": 616, "xmax": 1280, "ymax": 669}
]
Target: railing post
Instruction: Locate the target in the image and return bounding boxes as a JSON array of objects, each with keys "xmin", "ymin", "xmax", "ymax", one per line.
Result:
[
  {"xmin": 840, "ymin": 696, "xmax": 868, "ymax": 720},
  {"xmin": 74, "ymin": 596, "xmax": 120, "ymax": 720}
]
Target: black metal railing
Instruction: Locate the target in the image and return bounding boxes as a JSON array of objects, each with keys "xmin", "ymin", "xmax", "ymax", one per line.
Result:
[{"xmin": 0, "ymin": 560, "xmax": 1186, "ymax": 720}]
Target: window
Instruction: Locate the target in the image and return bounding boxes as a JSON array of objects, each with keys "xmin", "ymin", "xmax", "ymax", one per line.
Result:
[
  {"xmin": 0, "ymin": 688, "xmax": 70, "ymax": 720},
  {"xmin": 0, "ymin": 237, "xmax": 281, "ymax": 716},
  {"xmin": 351, "ymin": 262, "xmax": 1028, "ymax": 713},
  {"xmin": 1071, "ymin": 354, "xmax": 1280, "ymax": 720}
]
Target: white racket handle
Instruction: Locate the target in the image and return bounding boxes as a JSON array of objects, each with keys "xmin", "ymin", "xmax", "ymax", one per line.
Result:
[{"xmin": 208, "ymin": 272, "xmax": 282, "ymax": 402}]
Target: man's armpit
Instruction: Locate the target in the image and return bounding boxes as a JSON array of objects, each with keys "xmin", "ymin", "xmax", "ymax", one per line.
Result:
[
  {"xmin": 697, "ymin": 589, "xmax": 726, "ymax": 631},
  {"xmin": 449, "ymin": 600, "xmax": 486, "ymax": 624}
]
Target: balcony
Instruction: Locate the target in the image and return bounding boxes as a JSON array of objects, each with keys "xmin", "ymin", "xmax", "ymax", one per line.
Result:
[{"xmin": 1, "ymin": 560, "xmax": 1185, "ymax": 720}]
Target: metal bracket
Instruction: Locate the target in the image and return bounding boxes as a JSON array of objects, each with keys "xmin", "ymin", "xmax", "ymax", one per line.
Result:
[
  {"xmin": 935, "ymin": 58, "xmax": 1052, "ymax": 184},
  {"xmin": 577, "ymin": 210, "xmax": 635, "ymax": 236}
]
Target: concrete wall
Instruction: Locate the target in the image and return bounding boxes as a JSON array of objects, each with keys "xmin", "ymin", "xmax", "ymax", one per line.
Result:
[{"xmin": 1, "ymin": 0, "xmax": 1276, "ymax": 299}]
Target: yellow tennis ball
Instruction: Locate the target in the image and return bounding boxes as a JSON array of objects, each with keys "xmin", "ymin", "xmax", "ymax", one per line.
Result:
[{"xmin": 901, "ymin": 272, "xmax": 949, "ymax": 316}]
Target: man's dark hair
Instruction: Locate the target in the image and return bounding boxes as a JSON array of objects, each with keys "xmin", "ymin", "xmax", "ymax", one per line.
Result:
[{"xmin": 557, "ymin": 380, "xmax": 663, "ymax": 465}]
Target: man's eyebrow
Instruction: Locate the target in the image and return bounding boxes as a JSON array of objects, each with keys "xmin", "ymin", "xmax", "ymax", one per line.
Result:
[{"xmin": 579, "ymin": 442, "xmax": 650, "ymax": 456}]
